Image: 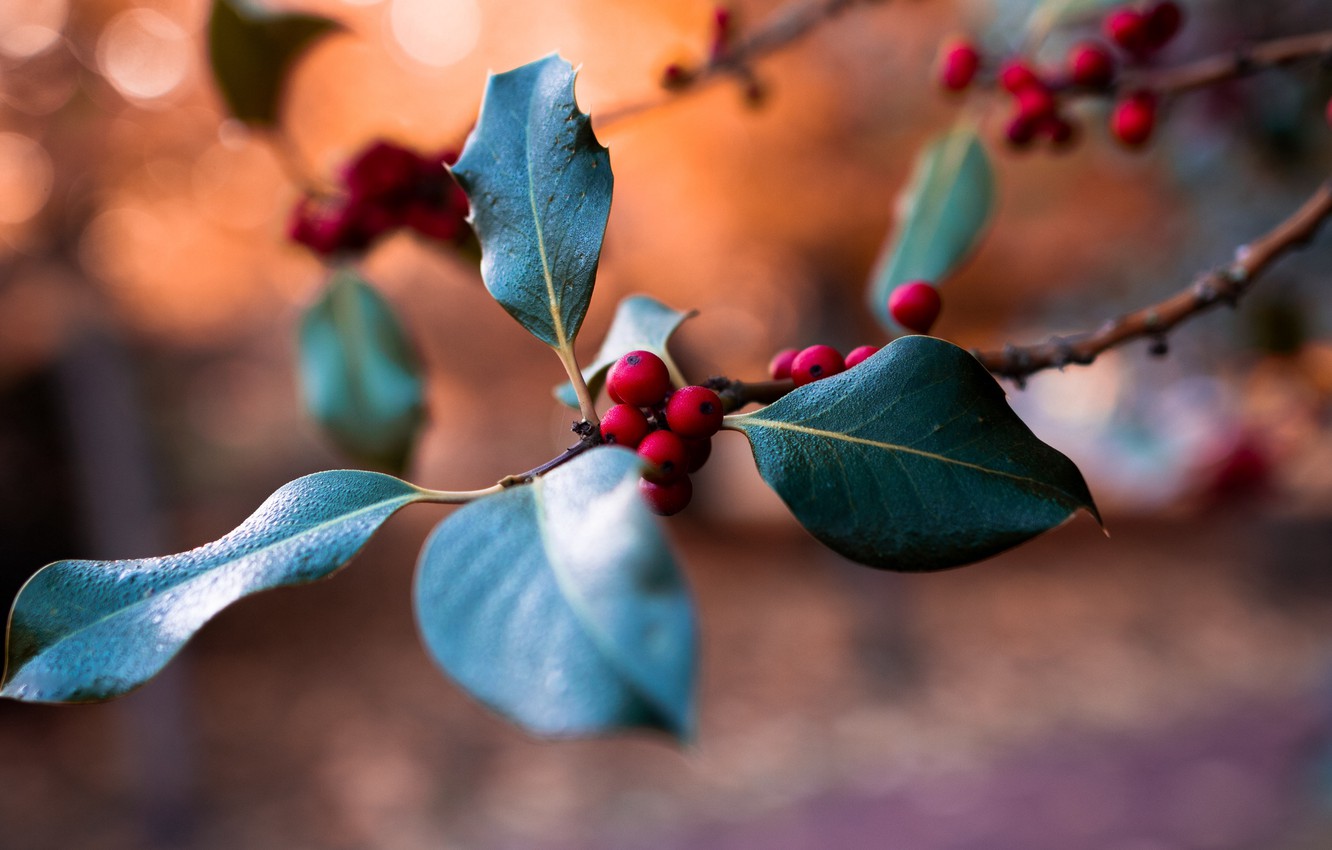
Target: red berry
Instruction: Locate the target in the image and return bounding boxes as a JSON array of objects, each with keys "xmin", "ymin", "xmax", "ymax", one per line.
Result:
[
  {"xmin": 683, "ymin": 437, "xmax": 712, "ymax": 473},
  {"xmin": 769, "ymin": 348, "xmax": 799, "ymax": 380},
  {"xmin": 1042, "ymin": 116, "xmax": 1078, "ymax": 150},
  {"xmin": 999, "ymin": 61, "xmax": 1041, "ymax": 94},
  {"xmin": 665, "ymin": 385, "xmax": 724, "ymax": 439},
  {"xmin": 638, "ymin": 430, "xmax": 688, "ymax": 484},
  {"xmin": 600, "ymin": 404, "xmax": 650, "ymax": 448},
  {"xmin": 939, "ymin": 39, "xmax": 981, "ymax": 92},
  {"xmin": 1104, "ymin": 8, "xmax": 1149, "ymax": 55},
  {"xmin": 1111, "ymin": 90, "xmax": 1157, "ymax": 147},
  {"xmin": 791, "ymin": 345, "xmax": 845, "ymax": 387},
  {"xmin": 640, "ymin": 476, "xmax": 693, "ymax": 516},
  {"xmin": 607, "ymin": 350, "xmax": 671, "ymax": 407},
  {"xmin": 1144, "ymin": 1, "xmax": 1182, "ymax": 49},
  {"xmin": 1005, "ymin": 113, "xmax": 1038, "ymax": 148},
  {"xmin": 1016, "ymin": 86, "xmax": 1056, "ymax": 123},
  {"xmin": 1068, "ymin": 42, "xmax": 1116, "ymax": 88},
  {"xmin": 844, "ymin": 345, "xmax": 880, "ymax": 369},
  {"xmin": 888, "ymin": 281, "xmax": 942, "ymax": 334}
]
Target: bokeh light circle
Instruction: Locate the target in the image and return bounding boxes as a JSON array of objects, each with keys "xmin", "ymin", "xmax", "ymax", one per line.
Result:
[{"xmin": 96, "ymin": 8, "xmax": 191, "ymax": 103}]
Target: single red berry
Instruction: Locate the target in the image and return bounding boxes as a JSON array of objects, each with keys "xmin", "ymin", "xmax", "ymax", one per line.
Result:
[
  {"xmin": 844, "ymin": 345, "xmax": 880, "ymax": 369},
  {"xmin": 683, "ymin": 437, "xmax": 712, "ymax": 473},
  {"xmin": 1144, "ymin": 1, "xmax": 1183, "ymax": 49},
  {"xmin": 938, "ymin": 39, "xmax": 981, "ymax": 91},
  {"xmin": 1068, "ymin": 42, "xmax": 1116, "ymax": 88},
  {"xmin": 600, "ymin": 403, "xmax": 650, "ymax": 449},
  {"xmin": 640, "ymin": 476, "xmax": 693, "ymax": 516},
  {"xmin": 1104, "ymin": 8, "xmax": 1150, "ymax": 55},
  {"xmin": 769, "ymin": 348, "xmax": 799, "ymax": 380},
  {"xmin": 665, "ymin": 385, "xmax": 724, "ymax": 439},
  {"xmin": 791, "ymin": 345, "xmax": 845, "ymax": 387},
  {"xmin": 1016, "ymin": 85, "xmax": 1057, "ymax": 123},
  {"xmin": 998, "ymin": 60, "xmax": 1042, "ymax": 94},
  {"xmin": 638, "ymin": 429, "xmax": 688, "ymax": 484},
  {"xmin": 1042, "ymin": 115, "xmax": 1078, "ymax": 150},
  {"xmin": 1111, "ymin": 90, "xmax": 1157, "ymax": 147},
  {"xmin": 889, "ymin": 281, "xmax": 942, "ymax": 334},
  {"xmin": 607, "ymin": 350, "xmax": 671, "ymax": 407},
  {"xmin": 1005, "ymin": 113, "xmax": 1038, "ymax": 149}
]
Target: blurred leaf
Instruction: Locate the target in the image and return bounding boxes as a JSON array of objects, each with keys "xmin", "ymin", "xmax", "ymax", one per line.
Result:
[
  {"xmin": 729, "ymin": 336, "xmax": 1097, "ymax": 571},
  {"xmin": 299, "ymin": 269, "xmax": 424, "ymax": 473},
  {"xmin": 554, "ymin": 295, "xmax": 694, "ymax": 408},
  {"xmin": 414, "ymin": 447, "xmax": 696, "ymax": 740},
  {"xmin": 207, "ymin": 0, "xmax": 342, "ymax": 127},
  {"xmin": 451, "ymin": 54, "xmax": 612, "ymax": 353},
  {"xmin": 869, "ymin": 129, "xmax": 994, "ymax": 333},
  {"xmin": 2, "ymin": 471, "xmax": 427, "ymax": 703}
]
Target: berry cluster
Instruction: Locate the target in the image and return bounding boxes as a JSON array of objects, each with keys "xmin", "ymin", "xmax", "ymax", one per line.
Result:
[
  {"xmin": 600, "ymin": 350, "xmax": 723, "ymax": 516},
  {"xmin": 289, "ymin": 140, "xmax": 471, "ymax": 257},
  {"xmin": 937, "ymin": 2, "xmax": 1185, "ymax": 150},
  {"xmin": 769, "ymin": 343, "xmax": 880, "ymax": 386}
]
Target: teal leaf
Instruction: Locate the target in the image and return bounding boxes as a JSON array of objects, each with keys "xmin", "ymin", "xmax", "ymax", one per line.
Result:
[
  {"xmin": 554, "ymin": 295, "xmax": 694, "ymax": 408},
  {"xmin": 206, "ymin": 0, "xmax": 342, "ymax": 127},
  {"xmin": 729, "ymin": 337, "xmax": 1097, "ymax": 571},
  {"xmin": 451, "ymin": 54, "xmax": 613, "ymax": 352},
  {"xmin": 2, "ymin": 471, "xmax": 426, "ymax": 703},
  {"xmin": 299, "ymin": 269, "xmax": 424, "ymax": 473},
  {"xmin": 414, "ymin": 447, "xmax": 695, "ymax": 740},
  {"xmin": 869, "ymin": 129, "xmax": 994, "ymax": 333}
]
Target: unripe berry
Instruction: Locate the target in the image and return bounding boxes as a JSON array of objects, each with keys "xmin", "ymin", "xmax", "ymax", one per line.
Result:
[
  {"xmin": 999, "ymin": 60, "xmax": 1041, "ymax": 94},
  {"xmin": 791, "ymin": 345, "xmax": 845, "ymax": 387},
  {"xmin": 844, "ymin": 345, "xmax": 880, "ymax": 369},
  {"xmin": 1068, "ymin": 42, "xmax": 1116, "ymax": 88},
  {"xmin": 683, "ymin": 436, "xmax": 712, "ymax": 473},
  {"xmin": 1104, "ymin": 8, "xmax": 1149, "ymax": 55},
  {"xmin": 1111, "ymin": 90, "xmax": 1157, "ymax": 147},
  {"xmin": 938, "ymin": 39, "xmax": 981, "ymax": 92},
  {"xmin": 769, "ymin": 348, "xmax": 799, "ymax": 380},
  {"xmin": 607, "ymin": 350, "xmax": 671, "ymax": 407},
  {"xmin": 888, "ymin": 281, "xmax": 942, "ymax": 334},
  {"xmin": 600, "ymin": 403, "xmax": 650, "ymax": 449},
  {"xmin": 640, "ymin": 476, "xmax": 693, "ymax": 516},
  {"xmin": 638, "ymin": 429, "xmax": 688, "ymax": 484},
  {"xmin": 1144, "ymin": 1, "xmax": 1183, "ymax": 49},
  {"xmin": 665, "ymin": 385, "xmax": 724, "ymax": 439}
]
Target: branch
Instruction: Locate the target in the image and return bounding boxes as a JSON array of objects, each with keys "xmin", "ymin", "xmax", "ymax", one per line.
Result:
[
  {"xmin": 1129, "ymin": 30, "xmax": 1332, "ymax": 96},
  {"xmin": 976, "ymin": 179, "xmax": 1332, "ymax": 384},
  {"xmin": 596, "ymin": 0, "xmax": 886, "ymax": 128}
]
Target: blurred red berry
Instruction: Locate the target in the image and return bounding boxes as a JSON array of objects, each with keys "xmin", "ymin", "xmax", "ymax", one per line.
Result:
[
  {"xmin": 1111, "ymin": 90, "xmax": 1157, "ymax": 147},
  {"xmin": 683, "ymin": 437, "xmax": 712, "ymax": 473},
  {"xmin": 1144, "ymin": 1, "xmax": 1183, "ymax": 49},
  {"xmin": 939, "ymin": 39, "xmax": 981, "ymax": 91},
  {"xmin": 889, "ymin": 281, "xmax": 942, "ymax": 334},
  {"xmin": 1005, "ymin": 113, "xmax": 1038, "ymax": 149},
  {"xmin": 640, "ymin": 476, "xmax": 693, "ymax": 516},
  {"xmin": 844, "ymin": 345, "xmax": 880, "ymax": 369},
  {"xmin": 1016, "ymin": 86, "xmax": 1056, "ymax": 123},
  {"xmin": 1104, "ymin": 8, "xmax": 1150, "ymax": 55},
  {"xmin": 791, "ymin": 345, "xmax": 845, "ymax": 387},
  {"xmin": 1043, "ymin": 116, "xmax": 1078, "ymax": 150},
  {"xmin": 710, "ymin": 6, "xmax": 733, "ymax": 60},
  {"xmin": 999, "ymin": 60, "xmax": 1042, "ymax": 94},
  {"xmin": 769, "ymin": 348, "xmax": 799, "ymax": 380},
  {"xmin": 1068, "ymin": 42, "xmax": 1116, "ymax": 88}
]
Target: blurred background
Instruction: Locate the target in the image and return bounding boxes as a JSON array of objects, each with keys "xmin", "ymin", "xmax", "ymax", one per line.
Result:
[{"xmin": 4, "ymin": 0, "xmax": 1332, "ymax": 847}]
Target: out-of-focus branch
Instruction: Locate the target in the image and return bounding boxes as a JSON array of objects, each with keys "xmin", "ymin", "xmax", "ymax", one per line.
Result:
[
  {"xmin": 976, "ymin": 179, "xmax": 1332, "ymax": 384},
  {"xmin": 1129, "ymin": 29, "xmax": 1332, "ymax": 96},
  {"xmin": 596, "ymin": 0, "xmax": 888, "ymax": 129}
]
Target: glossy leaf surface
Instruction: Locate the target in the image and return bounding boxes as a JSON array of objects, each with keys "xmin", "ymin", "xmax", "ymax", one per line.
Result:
[
  {"xmin": 3, "ymin": 471, "xmax": 425, "ymax": 702},
  {"xmin": 729, "ymin": 337, "xmax": 1097, "ymax": 571},
  {"xmin": 451, "ymin": 55, "xmax": 612, "ymax": 351},
  {"xmin": 554, "ymin": 295, "xmax": 693, "ymax": 408},
  {"xmin": 207, "ymin": 0, "xmax": 341, "ymax": 126},
  {"xmin": 869, "ymin": 129, "xmax": 994, "ymax": 332},
  {"xmin": 415, "ymin": 448, "xmax": 695, "ymax": 740},
  {"xmin": 299, "ymin": 269, "xmax": 424, "ymax": 473}
]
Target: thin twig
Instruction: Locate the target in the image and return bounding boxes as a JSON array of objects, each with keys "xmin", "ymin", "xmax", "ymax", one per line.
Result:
[
  {"xmin": 1129, "ymin": 29, "xmax": 1332, "ymax": 96},
  {"xmin": 975, "ymin": 179, "xmax": 1332, "ymax": 383},
  {"xmin": 596, "ymin": 0, "xmax": 887, "ymax": 129}
]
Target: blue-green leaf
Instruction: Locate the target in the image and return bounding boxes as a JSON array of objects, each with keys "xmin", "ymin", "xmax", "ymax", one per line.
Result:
[
  {"xmin": 207, "ymin": 0, "xmax": 342, "ymax": 127},
  {"xmin": 554, "ymin": 295, "xmax": 694, "ymax": 408},
  {"xmin": 299, "ymin": 269, "xmax": 424, "ymax": 473},
  {"xmin": 414, "ymin": 448, "xmax": 695, "ymax": 740},
  {"xmin": 451, "ymin": 54, "xmax": 613, "ymax": 352},
  {"xmin": 869, "ymin": 129, "xmax": 994, "ymax": 333},
  {"xmin": 729, "ymin": 337, "xmax": 1097, "ymax": 571},
  {"xmin": 2, "ymin": 471, "xmax": 427, "ymax": 703}
]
